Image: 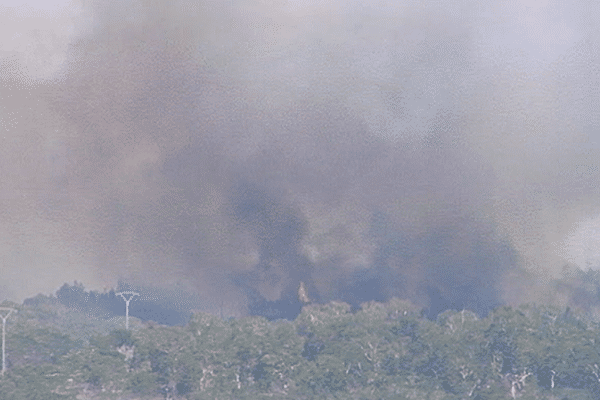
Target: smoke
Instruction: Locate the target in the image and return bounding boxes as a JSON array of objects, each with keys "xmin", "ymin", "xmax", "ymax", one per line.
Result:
[{"xmin": 1, "ymin": 0, "xmax": 599, "ymax": 318}]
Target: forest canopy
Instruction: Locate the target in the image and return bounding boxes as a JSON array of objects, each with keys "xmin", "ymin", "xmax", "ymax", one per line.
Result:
[{"xmin": 1, "ymin": 287, "xmax": 600, "ymax": 399}]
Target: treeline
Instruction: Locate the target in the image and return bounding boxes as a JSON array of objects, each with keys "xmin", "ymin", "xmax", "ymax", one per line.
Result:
[
  {"xmin": 23, "ymin": 281, "xmax": 191, "ymax": 326},
  {"xmin": 1, "ymin": 297, "xmax": 600, "ymax": 399}
]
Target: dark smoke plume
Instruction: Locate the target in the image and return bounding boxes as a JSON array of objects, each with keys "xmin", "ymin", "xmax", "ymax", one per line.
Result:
[{"xmin": 1, "ymin": 0, "xmax": 600, "ymax": 320}]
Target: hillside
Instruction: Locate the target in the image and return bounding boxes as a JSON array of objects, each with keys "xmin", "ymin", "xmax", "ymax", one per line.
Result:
[{"xmin": 1, "ymin": 292, "xmax": 600, "ymax": 399}]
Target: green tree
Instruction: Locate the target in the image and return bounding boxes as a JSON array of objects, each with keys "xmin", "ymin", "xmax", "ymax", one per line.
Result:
[
  {"xmin": 433, "ymin": 309, "xmax": 487, "ymax": 397},
  {"xmin": 127, "ymin": 370, "xmax": 158, "ymax": 395}
]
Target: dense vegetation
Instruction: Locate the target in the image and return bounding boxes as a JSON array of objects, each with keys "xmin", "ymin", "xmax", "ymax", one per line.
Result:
[
  {"xmin": 48, "ymin": 281, "xmax": 192, "ymax": 326},
  {"xmin": 2, "ymin": 288, "xmax": 600, "ymax": 399}
]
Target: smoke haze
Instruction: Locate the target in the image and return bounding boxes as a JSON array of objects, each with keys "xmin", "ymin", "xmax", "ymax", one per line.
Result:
[{"xmin": 1, "ymin": 0, "xmax": 599, "ymax": 318}]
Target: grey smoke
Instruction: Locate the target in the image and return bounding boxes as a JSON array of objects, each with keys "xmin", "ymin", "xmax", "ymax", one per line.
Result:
[{"xmin": 1, "ymin": 0, "xmax": 599, "ymax": 318}]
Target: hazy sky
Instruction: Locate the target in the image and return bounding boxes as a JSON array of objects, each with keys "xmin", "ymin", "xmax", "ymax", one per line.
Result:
[{"xmin": 1, "ymin": 0, "xmax": 599, "ymax": 316}]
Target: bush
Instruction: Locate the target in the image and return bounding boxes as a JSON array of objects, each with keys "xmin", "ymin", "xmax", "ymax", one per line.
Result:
[{"xmin": 128, "ymin": 371, "xmax": 158, "ymax": 394}]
